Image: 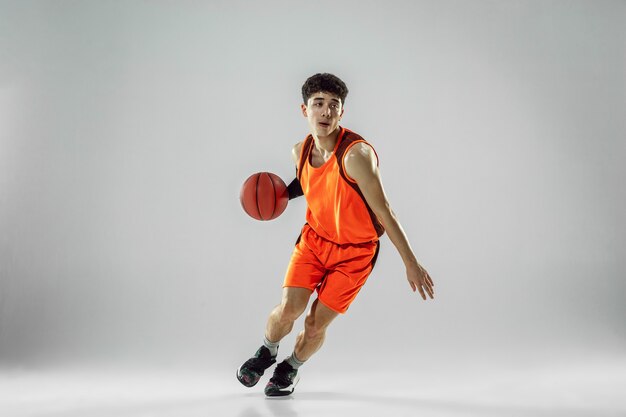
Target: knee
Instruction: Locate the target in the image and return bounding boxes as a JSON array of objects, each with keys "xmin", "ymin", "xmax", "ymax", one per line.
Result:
[{"xmin": 278, "ymin": 301, "xmax": 306, "ymax": 323}]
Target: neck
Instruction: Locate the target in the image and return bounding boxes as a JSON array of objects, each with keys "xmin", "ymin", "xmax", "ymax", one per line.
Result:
[{"xmin": 313, "ymin": 126, "xmax": 341, "ymax": 153}]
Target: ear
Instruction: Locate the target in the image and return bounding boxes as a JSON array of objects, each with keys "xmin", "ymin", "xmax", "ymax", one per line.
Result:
[
  {"xmin": 301, "ymin": 103, "xmax": 308, "ymax": 117},
  {"xmin": 339, "ymin": 107, "xmax": 344, "ymax": 119}
]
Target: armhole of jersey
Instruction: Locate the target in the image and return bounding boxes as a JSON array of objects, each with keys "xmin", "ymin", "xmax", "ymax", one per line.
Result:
[{"xmin": 341, "ymin": 141, "xmax": 379, "ymax": 184}]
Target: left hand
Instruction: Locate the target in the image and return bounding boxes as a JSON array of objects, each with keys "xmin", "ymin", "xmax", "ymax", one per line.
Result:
[{"xmin": 407, "ymin": 262, "xmax": 434, "ymax": 300}]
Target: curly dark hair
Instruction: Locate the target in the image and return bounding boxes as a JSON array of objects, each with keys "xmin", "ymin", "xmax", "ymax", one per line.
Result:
[{"xmin": 301, "ymin": 73, "xmax": 349, "ymax": 105}]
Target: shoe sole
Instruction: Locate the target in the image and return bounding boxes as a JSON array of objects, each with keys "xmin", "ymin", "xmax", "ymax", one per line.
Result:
[{"xmin": 265, "ymin": 375, "xmax": 300, "ymax": 397}]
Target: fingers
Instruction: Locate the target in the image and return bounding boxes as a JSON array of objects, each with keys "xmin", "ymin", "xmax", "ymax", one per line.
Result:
[
  {"xmin": 418, "ymin": 286, "xmax": 427, "ymax": 300},
  {"xmin": 422, "ymin": 270, "xmax": 435, "ymax": 298},
  {"xmin": 407, "ymin": 266, "xmax": 435, "ymax": 300},
  {"xmin": 414, "ymin": 276, "xmax": 434, "ymax": 300},
  {"xmin": 410, "ymin": 281, "xmax": 431, "ymax": 300},
  {"xmin": 424, "ymin": 281, "xmax": 434, "ymax": 299}
]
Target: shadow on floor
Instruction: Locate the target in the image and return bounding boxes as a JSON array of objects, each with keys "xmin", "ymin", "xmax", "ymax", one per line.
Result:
[{"xmin": 257, "ymin": 391, "xmax": 617, "ymax": 417}]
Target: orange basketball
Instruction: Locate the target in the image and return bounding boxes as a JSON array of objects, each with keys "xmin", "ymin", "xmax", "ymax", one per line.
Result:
[{"xmin": 240, "ymin": 172, "xmax": 288, "ymax": 221}]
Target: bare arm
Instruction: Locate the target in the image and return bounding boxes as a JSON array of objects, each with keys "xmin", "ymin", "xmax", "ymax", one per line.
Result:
[{"xmin": 344, "ymin": 143, "xmax": 434, "ymax": 300}]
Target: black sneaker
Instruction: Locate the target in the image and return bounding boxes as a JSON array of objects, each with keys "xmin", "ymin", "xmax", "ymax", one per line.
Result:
[
  {"xmin": 264, "ymin": 361, "xmax": 300, "ymax": 397},
  {"xmin": 236, "ymin": 346, "xmax": 277, "ymax": 387}
]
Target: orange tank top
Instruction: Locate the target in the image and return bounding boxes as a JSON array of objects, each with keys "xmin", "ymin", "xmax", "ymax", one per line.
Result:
[{"xmin": 297, "ymin": 127, "xmax": 385, "ymax": 244}]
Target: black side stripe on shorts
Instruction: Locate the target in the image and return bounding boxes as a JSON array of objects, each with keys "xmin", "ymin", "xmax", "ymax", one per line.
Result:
[{"xmin": 370, "ymin": 240, "xmax": 381, "ymax": 269}]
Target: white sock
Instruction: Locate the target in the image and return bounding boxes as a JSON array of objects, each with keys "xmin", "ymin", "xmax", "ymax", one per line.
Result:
[
  {"xmin": 263, "ymin": 336, "xmax": 279, "ymax": 357},
  {"xmin": 286, "ymin": 352, "xmax": 305, "ymax": 369}
]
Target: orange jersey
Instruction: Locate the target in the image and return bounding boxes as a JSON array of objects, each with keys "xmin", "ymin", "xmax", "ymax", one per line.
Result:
[{"xmin": 297, "ymin": 127, "xmax": 385, "ymax": 244}]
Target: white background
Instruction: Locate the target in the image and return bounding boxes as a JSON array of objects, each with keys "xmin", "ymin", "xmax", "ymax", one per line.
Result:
[{"xmin": 1, "ymin": 1, "xmax": 625, "ymax": 415}]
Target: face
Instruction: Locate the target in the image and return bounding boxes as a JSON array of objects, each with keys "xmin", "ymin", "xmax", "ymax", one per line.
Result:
[{"xmin": 301, "ymin": 91, "xmax": 344, "ymax": 138}]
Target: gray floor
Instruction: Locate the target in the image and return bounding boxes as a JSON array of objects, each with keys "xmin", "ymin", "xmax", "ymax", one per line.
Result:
[{"xmin": 2, "ymin": 358, "xmax": 625, "ymax": 417}]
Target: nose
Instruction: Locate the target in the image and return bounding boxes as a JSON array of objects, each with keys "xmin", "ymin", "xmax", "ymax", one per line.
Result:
[{"xmin": 321, "ymin": 105, "xmax": 331, "ymax": 117}]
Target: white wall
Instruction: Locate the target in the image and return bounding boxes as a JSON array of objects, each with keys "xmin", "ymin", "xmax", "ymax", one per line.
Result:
[{"xmin": 1, "ymin": 0, "xmax": 624, "ymax": 372}]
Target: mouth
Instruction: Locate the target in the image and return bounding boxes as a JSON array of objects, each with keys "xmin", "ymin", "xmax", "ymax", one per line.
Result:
[{"xmin": 318, "ymin": 122, "xmax": 331, "ymax": 128}]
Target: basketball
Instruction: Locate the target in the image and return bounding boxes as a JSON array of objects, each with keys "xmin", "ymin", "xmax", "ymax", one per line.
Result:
[{"xmin": 240, "ymin": 172, "xmax": 289, "ymax": 221}]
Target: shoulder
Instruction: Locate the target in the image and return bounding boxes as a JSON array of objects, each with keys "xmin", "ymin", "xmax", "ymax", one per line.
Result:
[
  {"xmin": 291, "ymin": 141, "xmax": 304, "ymax": 165},
  {"xmin": 343, "ymin": 142, "xmax": 378, "ymax": 181},
  {"xmin": 346, "ymin": 141, "xmax": 375, "ymax": 157},
  {"xmin": 341, "ymin": 128, "xmax": 378, "ymax": 171},
  {"xmin": 292, "ymin": 141, "xmax": 304, "ymax": 156},
  {"xmin": 344, "ymin": 141, "xmax": 377, "ymax": 167}
]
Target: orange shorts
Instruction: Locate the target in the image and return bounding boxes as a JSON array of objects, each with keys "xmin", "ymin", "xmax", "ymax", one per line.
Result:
[{"xmin": 283, "ymin": 224, "xmax": 380, "ymax": 314}]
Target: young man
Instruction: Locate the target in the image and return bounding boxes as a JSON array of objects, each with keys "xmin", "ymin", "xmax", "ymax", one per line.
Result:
[{"xmin": 237, "ymin": 73, "xmax": 434, "ymax": 396}]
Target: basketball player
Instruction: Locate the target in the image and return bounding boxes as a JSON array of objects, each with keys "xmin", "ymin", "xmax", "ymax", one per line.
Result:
[{"xmin": 237, "ymin": 73, "xmax": 434, "ymax": 396}]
